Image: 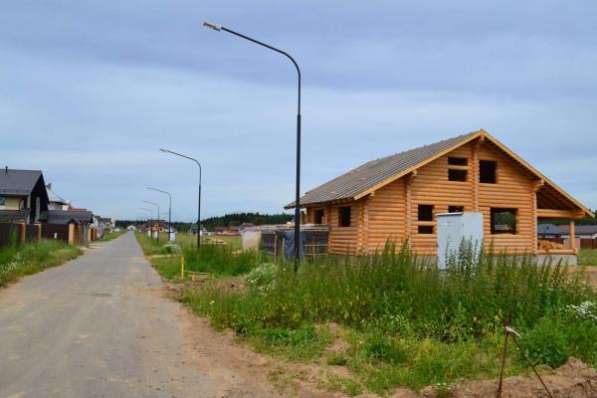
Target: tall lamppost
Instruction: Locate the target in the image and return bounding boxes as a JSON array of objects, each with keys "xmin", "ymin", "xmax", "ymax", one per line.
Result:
[
  {"xmin": 142, "ymin": 200, "xmax": 160, "ymax": 243},
  {"xmin": 159, "ymin": 148, "xmax": 202, "ymax": 249},
  {"xmin": 203, "ymin": 21, "xmax": 302, "ymax": 268},
  {"xmin": 147, "ymin": 187, "xmax": 172, "ymax": 240}
]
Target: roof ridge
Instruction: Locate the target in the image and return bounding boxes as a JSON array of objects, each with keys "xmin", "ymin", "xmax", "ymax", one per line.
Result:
[{"xmin": 288, "ymin": 130, "xmax": 481, "ymax": 208}]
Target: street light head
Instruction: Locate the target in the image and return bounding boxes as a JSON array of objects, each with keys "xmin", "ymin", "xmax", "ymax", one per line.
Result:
[
  {"xmin": 203, "ymin": 21, "xmax": 221, "ymax": 31},
  {"xmin": 159, "ymin": 148, "xmax": 169, "ymax": 153}
]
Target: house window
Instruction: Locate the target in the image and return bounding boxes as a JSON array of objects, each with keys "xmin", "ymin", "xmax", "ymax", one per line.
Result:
[
  {"xmin": 448, "ymin": 205, "xmax": 464, "ymax": 213},
  {"xmin": 418, "ymin": 225, "xmax": 434, "ymax": 234},
  {"xmin": 491, "ymin": 208, "xmax": 517, "ymax": 234},
  {"xmin": 480, "ymin": 160, "xmax": 497, "ymax": 183},
  {"xmin": 314, "ymin": 209, "xmax": 324, "ymax": 224},
  {"xmin": 417, "ymin": 204, "xmax": 434, "ymax": 221},
  {"xmin": 448, "ymin": 157, "xmax": 468, "ymax": 166},
  {"xmin": 339, "ymin": 206, "xmax": 351, "ymax": 227},
  {"xmin": 0, "ymin": 196, "xmax": 5, "ymax": 207},
  {"xmin": 448, "ymin": 169, "xmax": 468, "ymax": 182}
]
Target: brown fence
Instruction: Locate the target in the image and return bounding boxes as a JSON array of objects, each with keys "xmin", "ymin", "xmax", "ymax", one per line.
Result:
[
  {"xmin": 580, "ymin": 239, "xmax": 597, "ymax": 250},
  {"xmin": 25, "ymin": 224, "xmax": 42, "ymax": 242},
  {"xmin": 42, "ymin": 224, "xmax": 70, "ymax": 242},
  {"xmin": 0, "ymin": 223, "xmax": 23, "ymax": 246}
]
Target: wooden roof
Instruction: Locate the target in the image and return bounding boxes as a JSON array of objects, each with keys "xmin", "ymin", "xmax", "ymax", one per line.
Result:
[{"xmin": 286, "ymin": 129, "xmax": 593, "ymax": 217}]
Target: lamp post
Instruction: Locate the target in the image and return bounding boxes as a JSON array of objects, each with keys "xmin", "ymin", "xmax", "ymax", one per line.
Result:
[
  {"xmin": 159, "ymin": 148, "xmax": 202, "ymax": 249},
  {"xmin": 147, "ymin": 187, "xmax": 172, "ymax": 241},
  {"xmin": 142, "ymin": 200, "xmax": 160, "ymax": 243},
  {"xmin": 203, "ymin": 21, "xmax": 302, "ymax": 268}
]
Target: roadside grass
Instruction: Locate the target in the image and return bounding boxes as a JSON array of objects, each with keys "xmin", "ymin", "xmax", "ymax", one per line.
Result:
[
  {"xmin": 134, "ymin": 231, "xmax": 597, "ymax": 394},
  {"xmin": 135, "ymin": 232, "xmax": 261, "ymax": 278},
  {"xmin": 181, "ymin": 243, "xmax": 597, "ymax": 393},
  {"xmin": 0, "ymin": 239, "xmax": 82, "ymax": 287},
  {"xmin": 101, "ymin": 230, "xmax": 125, "ymax": 241},
  {"xmin": 579, "ymin": 249, "xmax": 597, "ymax": 266}
]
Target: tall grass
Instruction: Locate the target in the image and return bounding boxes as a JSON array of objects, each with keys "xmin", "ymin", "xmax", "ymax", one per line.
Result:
[
  {"xmin": 136, "ymin": 232, "xmax": 263, "ymax": 277},
  {"xmin": 182, "ymin": 242, "xmax": 596, "ymax": 391},
  {"xmin": 0, "ymin": 239, "xmax": 81, "ymax": 287},
  {"xmin": 181, "ymin": 243, "xmax": 264, "ymax": 276},
  {"xmin": 190, "ymin": 243, "xmax": 592, "ymax": 341}
]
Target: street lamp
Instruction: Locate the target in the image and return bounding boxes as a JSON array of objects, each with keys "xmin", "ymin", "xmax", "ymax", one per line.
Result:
[
  {"xmin": 159, "ymin": 148, "xmax": 202, "ymax": 249},
  {"xmin": 142, "ymin": 200, "xmax": 160, "ymax": 242},
  {"xmin": 203, "ymin": 21, "xmax": 303, "ymax": 268},
  {"xmin": 147, "ymin": 187, "xmax": 172, "ymax": 241}
]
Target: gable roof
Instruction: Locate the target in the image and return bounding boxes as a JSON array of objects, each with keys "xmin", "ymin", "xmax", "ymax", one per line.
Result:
[
  {"xmin": 286, "ymin": 129, "xmax": 592, "ymax": 217},
  {"xmin": 285, "ymin": 132, "xmax": 479, "ymax": 209},
  {"xmin": 43, "ymin": 209, "xmax": 94, "ymax": 225},
  {"xmin": 0, "ymin": 169, "xmax": 44, "ymax": 196}
]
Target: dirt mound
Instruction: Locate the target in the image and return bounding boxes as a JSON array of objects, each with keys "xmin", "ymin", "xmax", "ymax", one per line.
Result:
[{"xmin": 420, "ymin": 358, "xmax": 597, "ymax": 398}]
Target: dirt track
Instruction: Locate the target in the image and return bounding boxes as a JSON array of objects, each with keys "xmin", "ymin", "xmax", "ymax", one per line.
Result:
[{"xmin": 0, "ymin": 232, "xmax": 277, "ymax": 398}]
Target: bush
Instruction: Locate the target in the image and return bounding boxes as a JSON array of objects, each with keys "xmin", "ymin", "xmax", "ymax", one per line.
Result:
[
  {"xmin": 363, "ymin": 333, "xmax": 407, "ymax": 365},
  {"xmin": 519, "ymin": 317, "xmax": 568, "ymax": 368}
]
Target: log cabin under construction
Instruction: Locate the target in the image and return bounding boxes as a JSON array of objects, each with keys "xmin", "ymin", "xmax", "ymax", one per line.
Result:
[{"xmin": 286, "ymin": 130, "xmax": 593, "ymax": 260}]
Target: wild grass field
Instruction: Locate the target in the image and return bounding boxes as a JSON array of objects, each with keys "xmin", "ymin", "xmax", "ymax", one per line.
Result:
[
  {"xmin": 0, "ymin": 239, "xmax": 82, "ymax": 288},
  {"xmin": 136, "ymin": 235, "xmax": 597, "ymax": 395}
]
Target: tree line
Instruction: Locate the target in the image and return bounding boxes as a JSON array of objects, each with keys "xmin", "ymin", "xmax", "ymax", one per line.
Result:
[{"xmin": 116, "ymin": 212, "xmax": 293, "ymax": 232}]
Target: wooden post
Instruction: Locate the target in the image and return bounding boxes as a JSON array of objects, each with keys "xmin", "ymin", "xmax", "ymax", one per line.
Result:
[
  {"xmin": 532, "ymin": 180, "xmax": 544, "ymax": 255},
  {"xmin": 472, "ymin": 140, "xmax": 480, "ymax": 211},
  {"xmin": 405, "ymin": 171, "xmax": 417, "ymax": 242},
  {"xmin": 569, "ymin": 220, "xmax": 577, "ymax": 253},
  {"xmin": 68, "ymin": 223, "xmax": 75, "ymax": 245},
  {"xmin": 180, "ymin": 256, "xmax": 185, "ymax": 280},
  {"xmin": 19, "ymin": 223, "xmax": 26, "ymax": 244}
]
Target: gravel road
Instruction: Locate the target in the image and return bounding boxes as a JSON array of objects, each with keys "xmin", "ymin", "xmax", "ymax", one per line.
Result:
[{"xmin": 0, "ymin": 232, "xmax": 225, "ymax": 398}]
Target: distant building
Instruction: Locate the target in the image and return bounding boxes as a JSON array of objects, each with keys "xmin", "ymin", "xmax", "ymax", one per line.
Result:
[{"xmin": 46, "ymin": 183, "xmax": 70, "ymax": 211}]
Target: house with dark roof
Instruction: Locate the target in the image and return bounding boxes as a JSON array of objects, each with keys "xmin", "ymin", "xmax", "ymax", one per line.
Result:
[
  {"xmin": 0, "ymin": 168, "xmax": 49, "ymax": 224},
  {"xmin": 287, "ymin": 130, "xmax": 592, "ymax": 257}
]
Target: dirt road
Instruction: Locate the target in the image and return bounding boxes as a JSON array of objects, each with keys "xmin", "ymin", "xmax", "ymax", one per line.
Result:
[{"xmin": 0, "ymin": 232, "xmax": 275, "ymax": 398}]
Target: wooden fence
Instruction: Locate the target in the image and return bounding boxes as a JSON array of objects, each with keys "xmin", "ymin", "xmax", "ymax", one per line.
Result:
[
  {"xmin": 42, "ymin": 224, "xmax": 70, "ymax": 242},
  {"xmin": 580, "ymin": 239, "xmax": 597, "ymax": 250},
  {"xmin": 0, "ymin": 223, "xmax": 23, "ymax": 246}
]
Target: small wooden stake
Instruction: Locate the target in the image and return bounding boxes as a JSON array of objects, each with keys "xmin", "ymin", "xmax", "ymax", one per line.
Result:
[{"xmin": 180, "ymin": 256, "xmax": 185, "ymax": 281}]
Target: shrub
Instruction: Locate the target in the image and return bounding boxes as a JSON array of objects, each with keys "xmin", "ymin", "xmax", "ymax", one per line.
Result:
[
  {"xmin": 363, "ymin": 333, "xmax": 407, "ymax": 365},
  {"xmin": 519, "ymin": 317, "xmax": 568, "ymax": 368}
]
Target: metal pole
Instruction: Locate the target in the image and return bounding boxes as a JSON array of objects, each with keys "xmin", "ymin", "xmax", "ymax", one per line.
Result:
[
  {"xmin": 159, "ymin": 148, "xmax": 202, "ymax": 249},
  {"xmin": 147, "ymin": 188, "xmax": 172, "ymax": 241},
  {"xmin": 142, "ymin": 200, "xmax": 160, "ymax": 243},
  {"xmin": 203, "ymin": 22, "xmax": 302, "ymax": 269}
]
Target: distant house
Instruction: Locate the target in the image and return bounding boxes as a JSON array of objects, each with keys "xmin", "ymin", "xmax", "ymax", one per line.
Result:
[
  {"xmin": 287, "ymin": 130, "xmax": 592, "ymax": 258},
  {"xmin": 43, "ymin": 209, "xmax": 94, "ymax": 245},
  {"xmin": 46, "ymin": 183, "xmax": 71, "ymax": 210},
  {"xmin": 538, "ymin": 224, "xmax": 597, "ymax": 240},
  {"xmin": 560, "ymin": 225, "xmax": 597, "ymax": 240},
  {"xmin": 0, "ymin": 168, "xmax": 49, "ymax": 224},
  {"xmin": 537, "ymin": 223, "xmax": 564, "ymax": 239}
]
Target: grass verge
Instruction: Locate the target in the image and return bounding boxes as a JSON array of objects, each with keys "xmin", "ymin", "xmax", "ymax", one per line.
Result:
[
  {"xmin": 136, "ymin": 234, "xmax": 597, "ymax": 395},
  {"xmin": 0, "ymin": 239, "xmax": 82, "ymax": 287},
  {"xmin": 101, "ymin": 230, "xmax": 125, "ymax": 241}
]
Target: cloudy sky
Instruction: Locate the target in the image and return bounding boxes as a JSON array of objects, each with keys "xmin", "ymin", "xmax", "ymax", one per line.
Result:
[{"xmin": 1, "ymin": 1, "xmax": 596, "ymax": 221}]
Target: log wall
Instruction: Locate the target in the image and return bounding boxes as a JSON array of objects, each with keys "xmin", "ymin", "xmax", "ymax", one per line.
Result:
[{"xmin": 305, "ymin": 139, "xmax": 544, "ymax": 256}]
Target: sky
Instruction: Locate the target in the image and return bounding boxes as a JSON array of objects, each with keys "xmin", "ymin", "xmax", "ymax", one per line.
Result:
[{"xmin": 1, "ymin": 1, "xmax": 596, "ymax": 221}]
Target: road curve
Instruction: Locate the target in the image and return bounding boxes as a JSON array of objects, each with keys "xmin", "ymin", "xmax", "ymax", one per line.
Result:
[{"xmin": 0, "ymin": 232, "xmax": 219, "ymax": 398}]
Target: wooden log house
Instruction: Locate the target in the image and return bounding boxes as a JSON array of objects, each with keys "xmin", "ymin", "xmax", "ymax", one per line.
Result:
[{"xmin": 286, "ymin": 130, "xmax": 593, "ymax": 258}]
